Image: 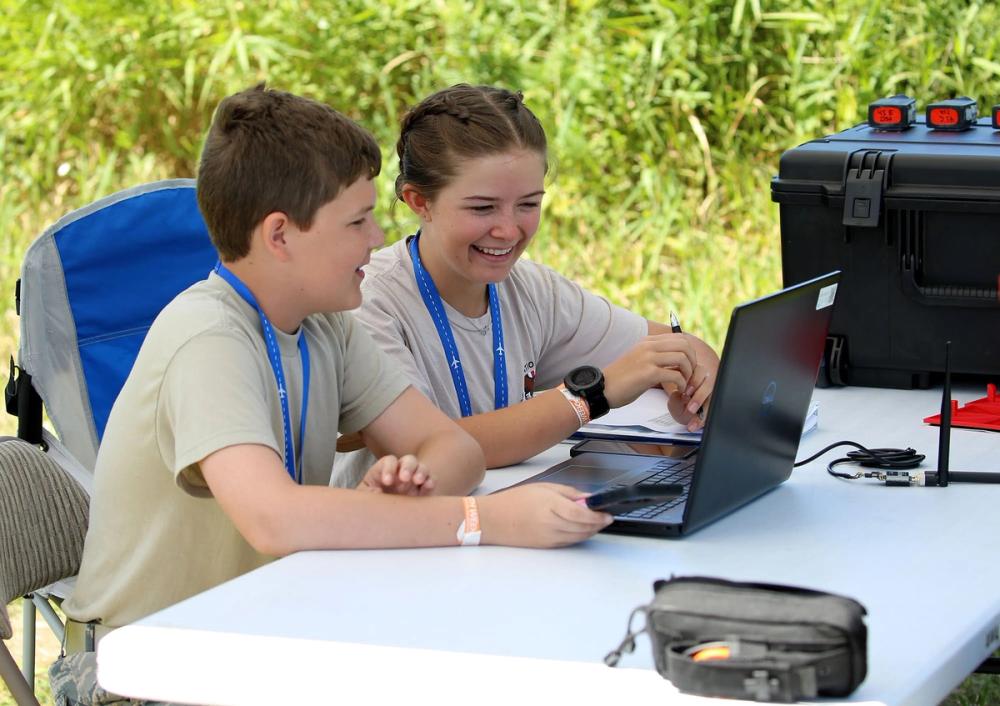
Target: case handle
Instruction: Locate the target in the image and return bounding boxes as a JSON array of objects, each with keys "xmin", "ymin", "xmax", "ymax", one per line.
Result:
[{"xmin": 901, "ymin": 268, "xmax": 1000, "ymax": 308}]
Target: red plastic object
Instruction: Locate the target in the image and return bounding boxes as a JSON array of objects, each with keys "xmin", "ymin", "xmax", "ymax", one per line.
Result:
[{"xmin": 924, "ymin": 383, "xmax": 1000, "ymax": 431}]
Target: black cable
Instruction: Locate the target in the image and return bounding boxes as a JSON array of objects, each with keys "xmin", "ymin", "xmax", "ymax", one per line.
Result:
[{"xmin": 794, "ymin": 441, "xmax": 925, "ymax": 481}]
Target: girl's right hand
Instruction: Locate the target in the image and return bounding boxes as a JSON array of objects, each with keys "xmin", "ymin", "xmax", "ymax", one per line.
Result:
[
  {"xmin": 602, "ymin": 334, "xmax": 698, "ymax": 408},
  {"xmin": 477, "ymin": 483, "xmax": 613, "ymax": 547}
]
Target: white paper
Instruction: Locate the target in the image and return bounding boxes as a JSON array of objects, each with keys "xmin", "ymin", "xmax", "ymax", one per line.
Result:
[{"xmin": 575, "ymin": 389, "xmax": 818, "ymax": 442}]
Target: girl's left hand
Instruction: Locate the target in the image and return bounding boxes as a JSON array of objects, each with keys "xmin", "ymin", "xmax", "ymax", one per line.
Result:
[{"xmin": 665, "ymin": 362, "xmax": 714, "ymax": 432}]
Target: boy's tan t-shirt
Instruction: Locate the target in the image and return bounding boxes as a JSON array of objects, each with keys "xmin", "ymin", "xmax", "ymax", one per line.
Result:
[{"xmin": 63, "ymin": 273, "xmax": 408, "ymax": 628}]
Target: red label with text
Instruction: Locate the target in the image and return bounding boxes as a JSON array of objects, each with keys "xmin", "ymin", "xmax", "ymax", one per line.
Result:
[
  {"xmin": 929, "ymin": 107, "xmax": 959, "ymax": 126},
  {"xmin": 872, "ymin": 106, "xmax": 902, "ymax": 124}
]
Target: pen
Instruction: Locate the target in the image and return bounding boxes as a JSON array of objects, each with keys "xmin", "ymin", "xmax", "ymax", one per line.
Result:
[
  {"xmin": 669, "ymin": 311, "xmax": 682, "ymax": 334},
  {"xmin": 668, "ymin": 311, "xmax": 705, "ymax": 422}
]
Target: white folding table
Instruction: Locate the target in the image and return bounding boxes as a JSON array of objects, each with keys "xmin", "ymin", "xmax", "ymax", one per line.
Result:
[{"xmin": 97, "ymin": 385, "xmax": 1000, "ymax": 705}]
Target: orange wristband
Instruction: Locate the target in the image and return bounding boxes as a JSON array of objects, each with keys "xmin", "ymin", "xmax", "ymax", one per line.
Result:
[
  {"xmin": 558, "ymin": 385, "xmax": 592, "ymax": 426},
  {"xmin": 456, "ymin": 496, "xmax": 481, "ymax": 546}
]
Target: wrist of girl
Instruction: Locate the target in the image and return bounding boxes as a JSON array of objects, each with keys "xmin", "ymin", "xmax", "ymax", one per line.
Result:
[{"xmin": 558, "ymin": 384, "xmax": 592, "ymax": 426}]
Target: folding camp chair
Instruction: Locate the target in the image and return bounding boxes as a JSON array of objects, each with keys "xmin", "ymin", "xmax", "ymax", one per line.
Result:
[{"xmin": 3, "ymin": 179, "xmax": 217, "ymax": 697}]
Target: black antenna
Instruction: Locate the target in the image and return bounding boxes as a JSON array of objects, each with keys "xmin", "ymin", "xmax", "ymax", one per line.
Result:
[
  {"xmin": 928, "ymin": 342, "xmax": 1000, "ymax": 485},
  {"xmin": 937, "ymin": 341, "xmax": 951, "ymax": 486}
]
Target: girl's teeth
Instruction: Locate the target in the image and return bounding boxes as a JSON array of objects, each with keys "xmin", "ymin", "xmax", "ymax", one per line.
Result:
[{"xmin": 476, "ymin": 246, "xmax": 513, "ymax": 256}]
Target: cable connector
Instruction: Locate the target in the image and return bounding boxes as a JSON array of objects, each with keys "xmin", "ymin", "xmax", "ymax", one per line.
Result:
[
  {"xmin": 871, "ymin": 470, "xmax": 937, "ymax": 486},
  {"xmin": 882, "ymin": 469, "xmax": 916, "ymax": 486}
]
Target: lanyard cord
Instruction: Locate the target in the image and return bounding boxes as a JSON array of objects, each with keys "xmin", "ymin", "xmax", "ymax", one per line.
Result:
[
  {"xmin": 213, "ymin": 263, "xmax": 310, "ymax": 483},
  {"xmin": 407, "ymin": 234, "xmax": 508, "ymax": 417}
]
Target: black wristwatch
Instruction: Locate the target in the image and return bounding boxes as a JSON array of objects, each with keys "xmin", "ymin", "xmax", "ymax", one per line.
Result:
[{"xmin": 564, "ymin": 365, "xmax": 610, "ymax": 420}]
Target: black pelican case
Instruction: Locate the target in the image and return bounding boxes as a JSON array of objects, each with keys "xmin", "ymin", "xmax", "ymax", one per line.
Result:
[{"xmin": 772, "ymin": 117, "xmax": 1000, "ymax": 388}]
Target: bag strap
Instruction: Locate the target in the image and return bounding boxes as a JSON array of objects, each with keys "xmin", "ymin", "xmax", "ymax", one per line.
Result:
[
  {"xmin": 604, "ymin": 606, "xmax": 648, "ymax": 667},
  {"xmin": 666, "ymin": 641, "xmax": 847, "ymax": 703}
]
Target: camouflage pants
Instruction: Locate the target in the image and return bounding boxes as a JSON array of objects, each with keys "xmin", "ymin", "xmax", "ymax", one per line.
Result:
[{"xmin": 49, "ymin": 653, "xmax": 180, "ymax": 706}]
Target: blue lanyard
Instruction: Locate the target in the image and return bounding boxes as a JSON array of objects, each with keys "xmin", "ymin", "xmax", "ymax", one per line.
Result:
[
  {"xmin": 407, "ymin": 235, "xmax": 508, "ymax": 417},
  {"xmin": 213, "ymin": 263, "xmax": 310, "ymax": 483}
]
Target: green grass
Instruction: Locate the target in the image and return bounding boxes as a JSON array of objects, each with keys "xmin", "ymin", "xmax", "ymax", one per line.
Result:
[
  {"xmin": 2, "ymin": 600, "xmax": 58, "ymax": 706},
  {"xmin": 3, "ymin": 1, "xmax": 1000, "ymax": 702},
  {"xmin": 943, "ymin": 672, "xmax": 1000, "ymax": 706}
]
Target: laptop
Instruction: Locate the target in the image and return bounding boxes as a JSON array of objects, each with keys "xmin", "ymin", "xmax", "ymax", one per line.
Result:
[{"xmin": 511, "ymin": 271, "xmax": 841, "ymax": 537}]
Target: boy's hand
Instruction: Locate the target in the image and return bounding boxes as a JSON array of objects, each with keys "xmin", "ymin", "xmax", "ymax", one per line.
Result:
[
  {"xmin": 477, "ymin": 483, "xmax": 612, "ymax": 547},
  {"xmin": 357, "ymin": 454, "xmax": 435, "ymax": 496},
  {"xmin": 603, "ymin": 334, "xmax": 698, "ymax": 408}
]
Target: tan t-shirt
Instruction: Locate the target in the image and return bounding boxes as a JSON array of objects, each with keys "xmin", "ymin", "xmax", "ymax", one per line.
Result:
[
  {"xmin": 63, "ymin": 273, "xmax": 408, "ymax": 628},
  {"xmin": 332, "ymin": 237, "xmax": 647, "ymax": 479},
  {"xmin": 356, "ymin": 237, "xmax": 648, "ymax": 416}
]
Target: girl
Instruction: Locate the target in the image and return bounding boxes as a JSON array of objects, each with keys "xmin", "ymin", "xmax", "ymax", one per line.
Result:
[{"xmin": 353, "ymin": 84, "xmax": 718, "ymax": 468}]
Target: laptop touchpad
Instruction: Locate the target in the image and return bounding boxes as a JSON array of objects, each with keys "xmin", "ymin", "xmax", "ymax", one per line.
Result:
[{"xmin": 542, "ymin": 464, "xmax": 634, "ymax": 492}]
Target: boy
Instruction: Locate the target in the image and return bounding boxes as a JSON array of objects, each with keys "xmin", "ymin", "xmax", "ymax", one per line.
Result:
[{"xmin": 51, "ymin": 85, "xmax": 610, "ymax": 704}]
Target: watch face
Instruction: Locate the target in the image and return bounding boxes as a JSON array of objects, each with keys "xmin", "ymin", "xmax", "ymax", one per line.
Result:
[{"xmin": 571, "ymin": 367, "xmax": 599, "ymax": 387}]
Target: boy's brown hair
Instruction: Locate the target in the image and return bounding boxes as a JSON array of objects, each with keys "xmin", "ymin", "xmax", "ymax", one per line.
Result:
[{"xmin": 198, "ymin": 84, "xmax": 381, "ymax": 261}]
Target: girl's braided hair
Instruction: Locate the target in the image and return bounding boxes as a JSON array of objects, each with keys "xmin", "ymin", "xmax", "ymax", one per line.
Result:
[{"xmin": 395, "ymin": 84, "xmax": 547, "ymax": 201}]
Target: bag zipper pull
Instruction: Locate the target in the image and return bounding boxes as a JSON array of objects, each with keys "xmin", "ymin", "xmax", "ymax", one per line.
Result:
[{"xmin": 604, "ymin": 606, "xmax": 647, "ymax": 667}]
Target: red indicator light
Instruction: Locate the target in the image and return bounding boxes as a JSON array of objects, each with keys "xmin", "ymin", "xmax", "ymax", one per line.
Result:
[
  {"xmin": 867, "ymin": 94, "xmax": 915, "ymax": 130},
  {"xmin": 872, "ymin": 106, "xmax": 902, "ymax": 124},
  {"xmin": 993, "ymin": 105, "xmax": 1000, "ymax": 130},
  {"xmin": 926, "ymin": 97, "xmax": 977, "ymax": 130},
  {"xmin": 929, "ymin": 107, "xmax": 959, "ymax": 126}
]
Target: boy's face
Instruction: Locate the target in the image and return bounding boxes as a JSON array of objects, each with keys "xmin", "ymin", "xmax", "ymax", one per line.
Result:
[{"xmin": 287, "ymin": 176, "xmax": 382, "ymax": 313}]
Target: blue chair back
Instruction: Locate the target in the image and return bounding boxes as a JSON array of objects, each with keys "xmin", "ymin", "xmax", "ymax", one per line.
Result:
[{"xmin": 16, "ymin": 179, "xmax": 217, "ymax": 468}]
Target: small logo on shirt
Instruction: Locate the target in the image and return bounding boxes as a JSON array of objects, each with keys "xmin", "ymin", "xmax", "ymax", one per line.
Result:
[{"xmin": 523, "ymin": 361, "xmax": 537, "ymax": 400}]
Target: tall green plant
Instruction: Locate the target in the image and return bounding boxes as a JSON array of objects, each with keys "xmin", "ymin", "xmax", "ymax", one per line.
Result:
[{"xmin": 2, "ymin": 0, "xmax": 1000, "ymax": 376}]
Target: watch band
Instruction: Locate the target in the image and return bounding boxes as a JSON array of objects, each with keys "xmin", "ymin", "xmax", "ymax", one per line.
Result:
[{"xmin": 585, "ymin": 389, "xmax": 610, "ymax": 420}]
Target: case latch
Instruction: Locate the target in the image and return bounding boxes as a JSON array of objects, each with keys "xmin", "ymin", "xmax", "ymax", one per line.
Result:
[{"xmin": 842, "ymin": 150, "xmax": 889, "ymax": 228}]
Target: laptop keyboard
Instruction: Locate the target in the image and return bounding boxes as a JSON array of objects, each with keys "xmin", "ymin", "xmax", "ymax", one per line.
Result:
[{"xmin": 616, "ymin": 457, "xmax": 695, "ymax": 520}]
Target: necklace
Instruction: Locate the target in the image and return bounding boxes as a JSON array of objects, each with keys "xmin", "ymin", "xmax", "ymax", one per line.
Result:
[{"xmin": 447, "ymin": 316, "xmax": 492, "ymax": 336}]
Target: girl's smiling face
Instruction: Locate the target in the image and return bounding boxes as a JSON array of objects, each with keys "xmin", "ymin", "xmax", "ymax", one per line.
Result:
[{"xmin": 407, "ymin": 148, "xmax": 546, "ymax": 314}]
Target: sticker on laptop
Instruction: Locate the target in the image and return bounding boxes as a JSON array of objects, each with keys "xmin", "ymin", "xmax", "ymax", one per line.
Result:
[{"xmin": 816, "ymin": 283, "xmax": 838, "ymax": 310}]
